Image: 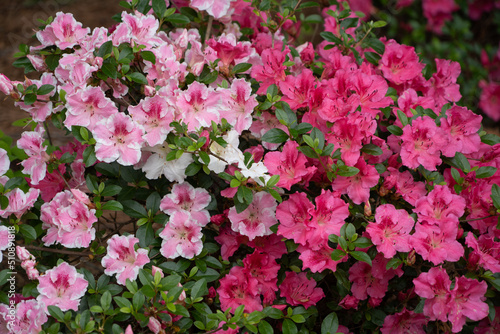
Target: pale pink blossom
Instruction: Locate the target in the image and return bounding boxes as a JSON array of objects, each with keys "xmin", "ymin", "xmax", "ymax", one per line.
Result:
[
  {"xmin": 102, "ymin": 234, "xmax": 150, "ymax": 285},
  {"xmin": 228, "ymin": 191, "xmax": 277, "ymax": 240},
  {"xmin": 218, "ymin": 79, "xmax": 258, "ymax": 133},
  {"xmin": 159, "ymin": 211, "xmax": 203, "ymax": 259},
  {"xmin": 190, "ymin": 0, "xmax": 235, "ymax": 19},
  {"xmin": 0, "ymin": 300, "xmax": 48, "ymax": 334},
  {"xmin": 93, "ymin": 112, "xmax": 144, "ymax": 166},
  {"xmin": 17, "ymin": 125, "xmax": 49, "ymax": 185},
  {"xmin": 0, "ymin": 188, "xmax": 40, "ymax": 219},
  {"xmin": 160, "ymin": 182, "xmax": 211, "ymax": 226},
  {"xmin": 141, "ymin": 144, "xmax": 193, "ymax": 182},
  {"xmin": 0, "ymin": 148, "xmax": 9, "ymax": 176},
  {"xmin": 37, "ymin": 262, "xmax": 88, "ymax": 312},
  {"xmin": 0, "ymin": 226, "xmax": 12, "ymax": 262},
  {"xmin": 36, "ymin": 12, "xmax": 90, "ymax": 49}
]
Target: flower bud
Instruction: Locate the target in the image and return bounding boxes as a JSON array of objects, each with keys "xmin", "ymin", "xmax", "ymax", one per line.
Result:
[{"xmin": 148, "ymin": 317, "xmax": 162, "ymax": 334}]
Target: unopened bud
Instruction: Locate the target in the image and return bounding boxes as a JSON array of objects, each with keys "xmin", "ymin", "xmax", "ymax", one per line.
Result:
[{"xmin": 406, "ymin": 250, "xmax": 416, "ymax": 266}]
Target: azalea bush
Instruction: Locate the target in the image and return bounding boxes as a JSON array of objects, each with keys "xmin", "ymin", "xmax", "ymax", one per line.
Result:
[{"xmin": 1, "ymin": 0, "xmax": 500, "ymax": 333}]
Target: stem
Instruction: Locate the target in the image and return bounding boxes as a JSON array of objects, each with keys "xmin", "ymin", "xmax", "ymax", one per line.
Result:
[
  {"xmin": 25, "ymin": 245, "xmax": 93, "ymax": 257},
  {"xmin": 43, "ymin": 121, "xmax": 53, "ymax": 146},
  {"xmin": 459, "ymin": 215, "xmax": 496, "ymax": 223},
  {"xmin": 355, "ymin": 27, "xmax": 373, "ymax": 48},
  {"xmin": 204, "ymin": 16, "xmax": 214, "ymax": 47}
]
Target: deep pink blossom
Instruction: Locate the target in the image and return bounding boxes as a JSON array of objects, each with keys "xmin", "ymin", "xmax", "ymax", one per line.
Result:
[
  {"xmin": 228, "ymin": 191, "xmax": 277, "ymax": 240},
  {"xmin": 349, "ymin": 254, "xmax": 398, "ymax": 300},
  {"xmin": 411, "ymin": 222, "xmax": 464, "ymax": 265},
  {"xmin": 280, "ymin": 271, "xmax": 325, "ymax": 309},
  {"xmin": 426, "ymin": 59, "xmax": 461, "ymax": 108},
  {"xmin": 102, "ymin": 234, "xmax": 150, "ymax": 285},
  {"xmin": 37, "ymin": 262, "xmax": 88, "ymax": 312},
  {"xmin": 251, "ymin": 47, "xmax": 289, "ymax": 94},
  {"xmin": 367, "ymin": 204, "xmax": 414, "ymax": 258},
  {"xmin": 474, "ymin": 306, "xmax": 500, "ymax": 334},
  {"xmin": 479, "ymin": 80, "xmax": 500, "ymax": 121},
  {"xmin": 400, "ymin": 116, "xmax": 448, "ymax": 170},
  {"xmin": 331, "ymin": 157, "xmax": 379, "ymax": 205},
  {"xmin": 466, "ymin": 233, "xmax": 500, "ymax": 273},
  {"xmin": 382, "ymin": 168, "xmax": 427, "ymax": 206},
  {"xmin": 279, "ymin": 69, "xmax": 316, "ymax": 109},
  {"xmin": 381, "ymin": 308, "xmax": 427, "ymax": 334},
  {"xmin": 380, "ymin": 40, "xmax": 425, "ymax": 85},
  {"xmin": 449, "ymin": 277, "xmax": 489, "ymax": 333},
  {"xmin": 217, "ymin": 266, "xmax": 262, "ymax": 313},
  {"xmin": 242, "ymin": 251, "xmax": 279, "ymax": 304},
  {"xmin": 276, "ymin": 192, "xmax": 314, "ymax": 246},
  {"xmin": 422, "ymin": 0, "xmax": 458, "ymax": 33},
  {"xmin": 414, "ymin": 185, "xmax": 465, "ymax": 225},
  {"xmin": 214, "ymin": 225, "xmax": 249, "ymax": 260},
  {"xmin": 159, "ymin": 211, "xmax": 203, "ymax": 259},
  {"xmin": 413, "ymin": 267, "xmax": 452, "ymax": 322},
  {"xmin": 93, "ymin": 112, "xmax": 144, "ymax": 166},
  {"xmin": 440, "ymin": 105, "xmax": 482, "ymax": 156},
  {"xmin": 298, "ymin": 243, "xmax": 348, "ymax": 273},
  {"xmin": 264, "ymin": 141, "xmax": 316, "ymax": 190}
]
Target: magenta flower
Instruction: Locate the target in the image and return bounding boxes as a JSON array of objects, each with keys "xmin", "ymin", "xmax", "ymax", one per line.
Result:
[
  {"xmin": 93, "ymin": 112, "xmax": 144, "ymax": 166},
  {"xmin": 413, "ymin": 267, "xmax": 452, "ymax": 322},
  {"xmin": 242, "ymin": 251, "xmax": 279, "ymax": 304},
  {"xmin": 400, "ymin": 116, "xmax": 447, "ymax": 171},
  {"xmin": 264, "ymin": 141, "xmax": 317, "ymax": 190},
  {"xmin": 159, "ymin": 211, "xmax": 204, "ymax": 259},
  {"xmin": 251, "ymin": 48, "xmax": 289, "ymax": 95},
  {"xmin": 440, "ymin": 105, "xmax": 482, "ymax": 156},
  {"xmin": 367, "ymin": 204, "xmax": 414, "ymax": 258},
  {"xmin": 349, "ymin": 254, "xmax": 398, "ymax": 301},
  {"xmin": 414, "ymin": 185, "xmax": 465, "ymax": 225},
  {"xmin": 427, "ymin": 58, "xmax": 461, "ymax": 108},
  {"xmin": 380, "ymin": 308, "xmax": 427, "ymax": 334},
  {"xmin": 276, "ymin": 192, "xmax": 314, "ymax": 246},
  {"xmin": 449, "ymin": 276, "xmax": 489, "ymax": 333},
  {"xmin": 331, "ymin": 157, "xmax": 379, "ymax": 205},
  {"xmin": 298, "ymin": 243, "xmax": 348, "ymax": 273},
  {"xmin": 279, "ymin": 69, "xmax": 316, "ymax": 109},
  {"xmin": 102, "ymin": 234, "xmax": 150, "ymax": 285},
  {"xmin": 479, "ymin": 80, "xmax": 500, "ymax": 121},
  {"xmin": 228, "ymin": 191, "xmax": 278, "ymax": 240},
  {"xmin": 411, "ymin": 222, "xmax": 464, "ymax": 265},
  {"xmin": 217, "ymin": 266, "xmax": 262, "ymax": 314},
  {"xmin": 466, "ymin": 233, "xmax": 500, "ymax": 273},
  {"xmin": 160, "ymin": 182, "xmax": 211, "ymax": 227},
  {"xmin": 37, "ymin": 262, "xmax": 88, "ymax": 312},
  {"xmin": 380, "ymin": 40, "xmax": 425, "ymax": 85},
  {"xmin": 279, "ymin": 271, "xmax": 325, "ymax": 309}
]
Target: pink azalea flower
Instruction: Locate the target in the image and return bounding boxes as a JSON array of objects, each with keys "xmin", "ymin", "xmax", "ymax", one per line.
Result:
[
  {"xmin": 65, "ymin": 86, "xmax": 118, "ymax": 131},
  {"xmin": 479, "ymin": 80, "xmax": 500, "ymax": 121},
  {"xmin": 249, "ymin": 111, "xmax": 289, "ymax": 151},
  {"xmin": 251, "ymin": 47, "xmax": 289, "ymax": 94},
  {"xmin": 422, "ymin": 0, "xmax": 458, "ymax": 33},
  {"xmin": 382, "ymin": 167, "xmax": 427, "ymax": 206},
  {"xmin": 214, "ymin": 225, "xmax": 249, "ymax": 261},
  {"xmin": 112, "ymin": 12, "xmax": 161, "ymax": 47},
  {"xmin": 380, "ymin": 40, "xmax": 425, "ymax": 85},
  {"xmin": 175, "ymin": 81, "xmax": 221, "ymax": 132},
  {"xmin": 247, "ymin": 233, "xmax": 287, "ymax": 260},
  {"xmin": 276, "ymin": 192, "xmax": 314, "ymax": 246},
  {"xmin": 17, "ymin": 125, "xmax": 50, "ymax": 185},
  {"xmin": 349, "ymin": 254, "xmax": 398, "ymax": 301},
  {"xmin": 367, "ymin": 204, "xmax": 414, "ymax": 258},
  {"xmin": 159, "ymin": 182, "xmax": 211, "ymax": 227},
  {"xmin": 396, "ymin": 88, "xmax": 436, "ymax": 119},
  {"xmin": 206, "ymin": 34, "xmax": 256, "ymax": 76},
  {"xmin": 426, "ymin": 59, "xmax": 461, "ymax": 108},
  {"xmin": 218, "ymin": 79, "xmax": 258, "ymax": 133},
  {"xmin": 351, "ymin": 71, "xmax": 393, "ymax": 117},
  {"xmin": 217, "ymin": 266, "xmax": 262, "ymax": 313},
  {"xmin": 448, "ymin": 276, "xmax": 489, "ymax": 333},
  {"xmin": 0, "ymin": 188, "xmax": 40, "ymax": 219},
  {"xmin": 413, "ymin": 267, "xmax": 452, "ymax": 322},
  {"xmin": 129, "ymin": 94, "xmax": 175, "ymax": 146},
  {"xmin": 159, "ymin": 211, "xmax": 204, "ymax": 259},
  {"xmin": 381, "ymin": 308, "xmax": 427, "ymax": 334},
  {"xmin": 40, "ymin": 190, "xmax": 97, "ymax": 248},
  {"xmin": 279, "ymin": 69, "xmax": 316, "ymax": 109},
  {"xmin": 474, "ymin": 306, "xmax": 500, "ymax": 334},
  {"xmin": 414, "ymin": 185, "xmax": 465, "ymax": 225},
  {"xmin": 279, "ymin": 271, "xmax": 325, "ymax": 309},
  {"xmin": 37, "ymin": 262, "xmax": 88, "ymax": 312},
  {"xmin": 0, "ymin": 73, "xmax": 14, "ymax": 95},
  {"xmin": 400, "ymin": 116, "xmax": 447, "ymax": 171},
  {"xmin": 144, "ymin": 43, "xmax": 187, "ymax": 85},
  {"xmin": 0, "ymin": 300, "xmax": 48, "ymax": 334},
  {"xmin": 102, "ymin": 234, "xmax": 150, "ymax": 285},
  {"xmin": 331, "ymin": 157, "xmax": 380, "ymax": 205},
  {"xmin": 228, "ymin": 191, "xmax": 277, "ymax": 240},
  {"xmin": 410, "ymin": 222, "xmax": 464, "ymax": 265},
  {"xmin": 93, "ymin": 112, "xmax": 144, "ymax": 166},
  {"xmin": 0, "ymin": 226, "xmax": 11, "ymax": 262},
  {"xmin": 242, "ymin": 251, "xmax": 279, "ymax": 304},
  {"xmin": 440, "ymin": 105, "xmax": 482, "ymax": 156},
  {"xmin": 36, "ymin": 12, "xmax": 90, "ymax": 49},
  {"xmin": 264, "ymin": 141, "xmax": 317, "ymax": 190},
  {"xmin": 298, "ymin": 243, "xmax": 348, "ymax": 273},
  {"xmin": 466, "ymin": 233, "xmax": 500, "ymax": 273}
]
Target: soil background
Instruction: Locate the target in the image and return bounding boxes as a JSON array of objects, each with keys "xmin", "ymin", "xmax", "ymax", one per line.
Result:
[{"xmin": 0, "ymin": 0, "xmax": 122, "ymax": 145}]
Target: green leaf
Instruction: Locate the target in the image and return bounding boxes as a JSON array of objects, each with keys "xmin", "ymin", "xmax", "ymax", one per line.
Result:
[
  {"xmin": 450, "ymin": 168, "xmax": 461, "ymax": 183},
  {"xmin": 350, "ymin": 251, "xmax": 372, "ymax": 266},
  {"xmin": 146, "ymin": 192, "xmax": 161, "ymax": 213},
  {"xmin": 191, "ymin": 278, "xmax": 207, "ymax": 300},
  {"xmin": 101, "ymin": 185, "xmax": 122, "ymax": 197},
  {"xmin": 237, "ymin": 186, "xmax": 253, "ymax": 204},
  {"xmin": 152, "ymin": 0, "xmax": 167, "ymax": 18},
  {"xmin": 141, "ymin": 50, "xmax": 156, "ymax": 64},
  {"xmin": 165, "ymin": 14, "xmax": 190, "ymax": 25},
  {"xmin": 267, "ymin": 84, "xmax": 278, "ymax": 97},
  {"xmin": 137, "ymin": 223, "xmax": 155, "ymax": 248},
  {"xmin": 37, "ymin": 84, "xmax": 55, "ymax": 96},
  {"xmin": 97, "ymin": 41, "xmax": 113, "ymax": 58},
  {"xmin": 364, "ymin": 52, "xmax": 381, "ymax": 65},
  {"xmin": 361, "ymin": 144, "xmax": 383, "ymax": 156},
  {"xmin": 258, "ymin": 320, "xmax": 274, "ymax": 334},
  {"xmin": 127, "ymin": 72, "xmax": 148, "ymax": 85},
  {"xmin": 331, "ymin": 249, "xmax": 346, "ymax": 261},
  {"xmin": 45, "ymin": 54, "xmax": 60, "ymax": 71},
  {"xmin": 101, "ymin": 58, "xmax": 118, "ymax": 79},
  {"xmin": 337, "ymin": 166, "xmax": 359, "ymax": 177},
  {"xmin": 122, "ymin": 200, "xmax": 148, "ymax": 218},
  {"xmin": 387, "ymin": 125, "xmax": 403, "ymax": 136},
  {"xmin": 23, "ymin": 93, "xmax": 37, "ymax": 105},
  {"xmin": 352, "ymin": 237, "xmax": 372, "ymax": 248},
  {"xmin": 372, "ymin": 20, "xmax": 387, "ymax": 28},
  {"xmin": 133, "ymin": 291, "xmax": 146, "ymax": 311},
  {"xmin": 185, "ymin": 162, "xmax": 202, "ymax": 176},
  {"xmin": 101, "ymin": 200, "xmax": 124, "ymax": 211},
  {"xmin": 83, "ymin": 146, "xmax": 97, "ymax": 167},
  {"xmin": 19, "ymin": 224, "xmax": 37, "ymax": 240},
  {"xmin": 397, "ymin": 110, "xmax": 409, "ymax": 127},
  {"xmin": 282, "ymin": 319, "xmax": 297, "ymax": 334},
  {"xmin": 101, "ymin": 291, "xmax": 112, "ymax": 311},
  {"xmin": 481, "ymin": 133, "xmax": 500, "ymax": 146},
  {"xmin": 47, "ymin": 306, "xmax": 65, "ymax": 322},
  {"xmin": 386, "ymin": 257, "xmax": 402, "ymax": 270},
  {"xmin": 455, "ymin": 152, "xmax": 471, "ymax": 173},
  {"xmin": 321, "ymin": 312, "xmax": 339, "ymax": 334},
  {"xmin": 262, "ymin": 128, "xmax": 288, "ymax": 143},
  {"xmin": 476, "ymin": 166, "xmax": 497, "ymax": 179},
  {"xmin": 231, "ymin": 63, "xmax": 252, "ymax": 74},
  {"xmin": 366, "ymin": 38, "xmax": 385, "ymax": 54},
  {"xmin": 340, "ymin": 17, "xmax": 358, "ymax": 29},
  {"xmin": 491, "ymin": 184, "xmax": 500, "ymax": 210}
]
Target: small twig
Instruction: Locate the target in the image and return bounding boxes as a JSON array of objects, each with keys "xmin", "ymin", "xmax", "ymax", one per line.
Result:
[
  {"xmin": 43, "ymin": 121, "xmax": 53, "ymax": 146},
  {"xmin": 204, "ymin": 16, "xmax": 214, "ymax": 48},
  {"xmin": 460, "ymin": 215, "xmax": 496, "ymax": 223},
  {"xmin": 25, "ymin": 245, "xmax": 93, "ymax": 257}
]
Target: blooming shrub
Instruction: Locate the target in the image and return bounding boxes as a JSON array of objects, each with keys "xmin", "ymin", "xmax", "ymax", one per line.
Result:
[{"xmin": 0, "ymin": 0, "xmax": 499, "ymax": 333}]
